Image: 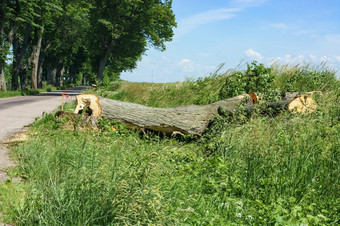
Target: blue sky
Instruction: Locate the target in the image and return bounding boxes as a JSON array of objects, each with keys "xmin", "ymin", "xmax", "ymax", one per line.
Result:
[{"xmin": 121, "ymin": 0, "xmax": 340, "ymax": 83}]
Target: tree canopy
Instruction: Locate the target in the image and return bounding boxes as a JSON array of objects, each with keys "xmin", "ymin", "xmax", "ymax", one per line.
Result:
[{"xmin": 0, "ymin": 0, "xmax": 176, "ymax": 90}]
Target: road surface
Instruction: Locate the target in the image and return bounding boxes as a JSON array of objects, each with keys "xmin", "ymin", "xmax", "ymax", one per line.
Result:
[{"xmin": 0, "ymin": 86, "xmax": 87, "ymax": 182}]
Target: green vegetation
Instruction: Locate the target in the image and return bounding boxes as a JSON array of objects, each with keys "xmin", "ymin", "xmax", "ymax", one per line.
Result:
[
  {"xmin": 0, "ymin": 85, "xmax": 56, "ymax": 98},
  {"xmin": 0, "ymin": 63, "xmax": 339, "ymax": 225},
  {"xmin": 0, "ymin": 0, "xmax": 176, "ymax": 91}
]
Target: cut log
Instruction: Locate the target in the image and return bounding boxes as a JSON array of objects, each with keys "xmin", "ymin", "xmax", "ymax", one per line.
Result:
[
  {"xmin": 73, "ymin": 92, "xmax": 317, "ymax": 136},
  {"xmin": 218, "ymin": 94, "xmax": 317, "ymax": 117},
  {"xmin": 74, "ymin": 93, "xmax": 255, "ymax": 136}
]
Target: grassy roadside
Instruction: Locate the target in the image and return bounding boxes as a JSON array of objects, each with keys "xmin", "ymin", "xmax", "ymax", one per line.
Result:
[
  {"xmin": 0, "ymin": 87, "xmax": 57, "ymax": 98},
  {"xmin": 0, "ymin": 63, "xmax": 339, "ymax": 225}
]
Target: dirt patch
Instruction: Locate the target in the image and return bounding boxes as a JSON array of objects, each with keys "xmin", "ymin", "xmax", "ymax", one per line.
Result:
[{"xmin": 0, "ymin": 127, "xmax": 30, "ymax": 183}]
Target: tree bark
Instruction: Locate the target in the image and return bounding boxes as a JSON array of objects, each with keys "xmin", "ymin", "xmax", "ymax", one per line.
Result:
[
  {"xmin": 97, "ymin": 39, "xmax": 115, "ymax": 83},
  {"xmin": 0, "ymin": 24, "xmax": 6, "ymax": 91},
  {"xmin": 0, "ymin": 66, "xmax": 5, "ymax": 91},
  {"xmin": 12, "ymin": 25, "xmax": 32, "ymax": 90},
  {"xmin": 0, "ymin": 22, "xmax": 14, "ymax": 91},
  {"xmin": 218, "ymin": 93, "xmax": 317, "ymax": 117},
  {"xmin": 73, "ymin": 93, "xmax": 317, "ymax": 136},
  {"xmin": 0, "ymin": 0, "xmax": 7, "ymax": 91},
  {"xmin": 56, "ymin": 61, "xmax": 64, "ymax": 87},
  {"xmin": 74, "ymin": 93, "xmax": 255, "ymax": 136},
  {"xmin": 30, "ymin": 26, "xmax": 44, "ymax": 90},
  {"xmin": 47, "ymin": 66, "xmax": 56, "ymax": 85}
]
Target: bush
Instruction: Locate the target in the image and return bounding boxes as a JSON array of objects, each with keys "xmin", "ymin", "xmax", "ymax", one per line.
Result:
[{"xmin": 219, "ymin": 61, "xmax": 281, "ymax": 101}]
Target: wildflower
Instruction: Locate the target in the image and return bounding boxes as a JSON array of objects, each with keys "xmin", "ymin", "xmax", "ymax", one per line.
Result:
[
  {"xmin": 236, "ymin": 201, "xmax": 243, "ymax": 210},
  {"xmin": 219, "ymin": 203, "xmax": 230, "ymax": 209},
  {"xmin": 246, "ymin": 215, "xmax": 254, "ymax": 221}
]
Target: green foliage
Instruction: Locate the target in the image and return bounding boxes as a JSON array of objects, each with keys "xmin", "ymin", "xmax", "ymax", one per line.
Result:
[
  {"xmin": 219, "ymin": 61, "xmax": 281, "ymax": 101},
  {"xmin": 88, "ymin": 0, "xmax": 177, "ymax": 82},
  {"xmin": 101, "ymin": 68, "xmax": 120, "ymax": 87},
  {"xmin": 1, "ymin": 64, "xmax": 339, "ymax": 225},
  {"xmin": 91, "ymin": 68, "xmax": 227, "ymax": 108},
  {"xmin": 273, "ymin": 64, "xmax": 339, "ymax": 92}
]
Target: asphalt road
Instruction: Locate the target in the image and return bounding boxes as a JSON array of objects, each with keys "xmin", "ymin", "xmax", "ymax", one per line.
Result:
[{"xmin": 0, "ymin": 86, "xmax": 88, "ymax": 141}]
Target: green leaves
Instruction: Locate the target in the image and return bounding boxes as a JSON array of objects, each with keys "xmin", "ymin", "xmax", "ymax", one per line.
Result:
[{"xmin": 219, "ymin": 61, "xmax": 281, "ymax": 101}]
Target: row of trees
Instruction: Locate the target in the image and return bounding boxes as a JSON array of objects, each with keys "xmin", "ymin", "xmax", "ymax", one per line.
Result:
[{"xmin": 0, "ymin": 0, "xmax": 176, "ymax": 91}]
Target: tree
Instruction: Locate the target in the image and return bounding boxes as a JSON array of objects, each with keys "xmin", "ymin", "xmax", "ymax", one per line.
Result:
[
  {"xmin": 88, "ymin": 0, "xmax": 176, "ymax": 83},
  {"xmin": 0, "ymin": 0, "xmax": 15, "ymax": 91}
]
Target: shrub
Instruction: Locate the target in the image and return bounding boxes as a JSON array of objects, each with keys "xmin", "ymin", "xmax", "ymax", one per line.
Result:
[{"xmin": 219, "ymin": 61, "xmax": 281, "ymax": 101}]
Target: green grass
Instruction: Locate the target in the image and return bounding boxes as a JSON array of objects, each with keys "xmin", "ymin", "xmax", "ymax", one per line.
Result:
[
  {"xmin": 89, "ymin": 65, "xmax": 228, "ymax": 107},
  {"xmin": 1, "ymin": 63, "xmax": 339, "ymax": 225},
  {"xmin": 0, "ymin": 87, "xmax": 57, "ymax": 98}
]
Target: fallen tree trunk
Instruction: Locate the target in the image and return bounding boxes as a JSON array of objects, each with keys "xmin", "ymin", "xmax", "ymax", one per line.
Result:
[
  {"xmin": 73, "ymin": 93, "xmax": 256, "ymax": 136},
  {"xmin": 218, "ymin": 94, "xmax": 317, "ymax": 117},
  {"xmin": 73, "ymin": 92, "xmax": 317, "ymax": 136}
]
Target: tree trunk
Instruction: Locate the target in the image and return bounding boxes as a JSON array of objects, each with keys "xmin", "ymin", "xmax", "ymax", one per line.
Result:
[
  {"xmin": 37, "ymin": 39, "xmax": 50, "ymax": 88},
  {"xmin": 0, "ymin": 26, "xmax": 14, "ymax": 91},
  {"xmin": 73, "ymin": 93, "xmax": 317, "ymax": 136},
  {"xmin": 0, "ymin": 65, "xmax": 5, "ymax": 91},
  {"xmin": 47, "ymin": 66, "xmax": 56, "ymax": 85},
  {"xmin": 12, "ymin": 25, "xmax": 32, "ymax": 90},
  {"xmin": 56, "ymin": 61, "xmax": 65, "ymax": 87},
  {"xmin": 218, "ymin": 93, "xmax": 317, "ymax": 117},
  {"xmin": 97, "ymin": 39, "xmax": 115, "ymax": 83},
  {"xmin": 0, "ymin": 0, "xmax": 7, "ymax": 91},
  {"xmin": 74, "ymin": 93, "xmax": 255, "ymax": 136},
  {"xmin": 37, "ymin": 52, "xmax": 45, "ymax": 88},
  {"xmin": 0, "ymin": 24, "xmax": 6, "ymax": 91},
  {"xmin": 30, "ymin": 26, "xmax": 44, "ymax": 90}
]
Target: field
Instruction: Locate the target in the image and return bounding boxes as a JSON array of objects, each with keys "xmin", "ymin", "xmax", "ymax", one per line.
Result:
[{"xmin": 0, "ymin": 63, "xmax": 339, "ymax": 225}]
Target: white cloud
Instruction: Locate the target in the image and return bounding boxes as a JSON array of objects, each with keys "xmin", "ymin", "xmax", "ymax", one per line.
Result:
[
  {"xmin": 321, "ymin": 56, "xmax": 329, "ymax": 63},
  {"xmin": 122, "ymin": 53, "xmax": 218, "ymax": 83},
  {"xmin": 335, "ymin": 56, "xmax": 340, "ymax": 63},
  {"xmin": 270, "ymin": 23, "xmax": 289, "ymax": 30},
  {"xmin": 176, "ymin": 0, "xmax": 269, "ymax": 36},
  {"xmin": 325, "ymin": 34, "xmax": 340, "ymax": 43},
  {"xmin": 179, "ymin": 59, "xmax": 191, "ymax": 64},
  {"xmin": 245, "ymin": 49, "xmax": 263, "ymax": 60},
  {"xmin": 231, "ymin": 0, "xmax": 270, "ymax": 7},
  {"xmin": 176, "ymin": 59, "xmax": 194, "ymax": 72},
  {"xmin": 309, "ymin": 54, "xmax": 317, "ymax": 62},
  {"xmin": 176, "ymin": 58, "xmax": 217, "ymax": 75},
  {"xmin": 176, "ymin": 8, "xmax": 240, "ymax": 36}
]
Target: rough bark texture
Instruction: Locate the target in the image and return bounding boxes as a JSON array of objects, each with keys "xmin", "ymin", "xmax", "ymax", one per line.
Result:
[
  {"xmin": 74, "ymin": 94, "xmax": 254, "ymax": 136},
  {"xmin": 98, "ymin": 39, "xmax": 115, "ymax": 83},
  {"xmin": 12, "ymin": 25, "xmax": 32, "ymax": 90},
  {"xmin": 47, "ymin": 66, "xmax": 56, "ymax": 85},
  {"xmin": 30, "ymin": 27, "xmax": 44, "ymax": 90},
  {"xmin": 0, "ymin": 26, "xmax": 14, "ymax": 91},
  {"xmin": 56, "ymin": 61, "xmax": 64, "ymax": 87},
  {"xmin": 0, "ymin": 66, "xmax": 5, "ymax": 91},
  {"xmin": 0, "ymin": 17, "xmax": 6, "ymax": 91},
  {"xmin": 218, "ymin": 93, "xmax": 317, "ymax": 117}
]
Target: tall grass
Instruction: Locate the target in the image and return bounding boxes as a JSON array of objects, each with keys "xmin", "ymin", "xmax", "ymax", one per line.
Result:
[
  {"xmin": 90, "ymin": 65, "xmax": 229, "ymax": 107},
  {"xmin": 0, "ymin": 63, "xmax": 339, "ymax": 225}
]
